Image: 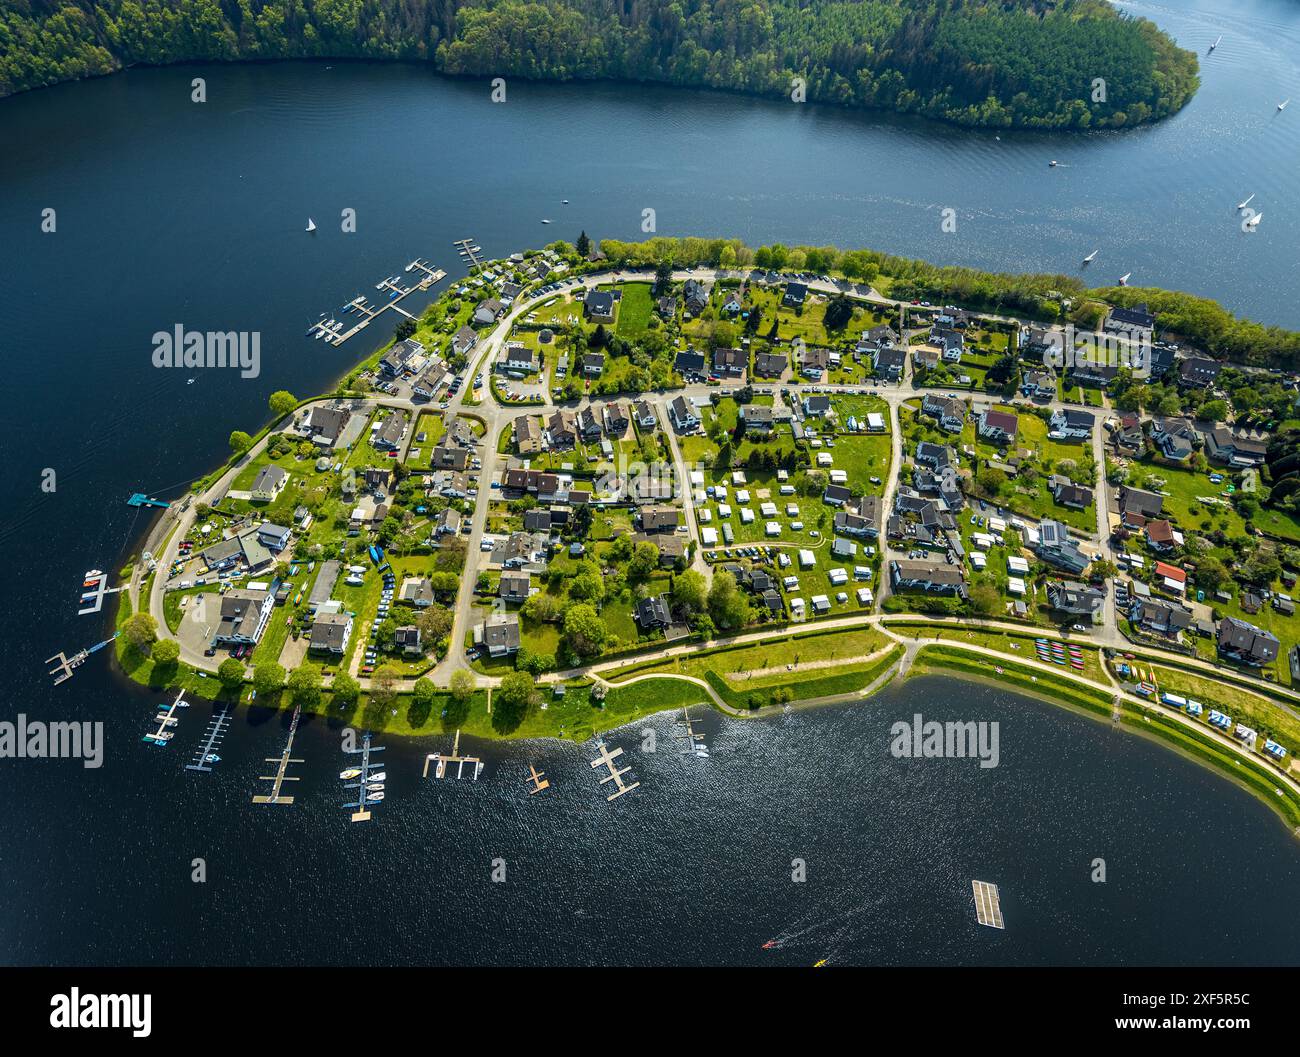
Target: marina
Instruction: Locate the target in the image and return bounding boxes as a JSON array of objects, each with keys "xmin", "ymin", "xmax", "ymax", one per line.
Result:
[
  {"xmin": 589, "ymin": 740, "xmax": 639, "ymax": 802},
  {"xmin": 252, "ymin": 704, "xmax": 305, "ymax": 805},
  {"xmin": 422, "ymin": 729, "xmax": 483, "ymax": 780},
  {"xmin": 143, "ymin": 689, "xmax": 189, "ymax": 746},
  {"xmin": 972, "ymin": 880, "xmax": 1005, "ymax": 930},
  {"xmin": 306, "ymin": 257, "xmax": 446, "ymax": 346},
  {"xmin": 185, "ymin": 703, "xmax": 232, "ymax": 772},
  {"xmin": 341, "ymin": 731, "xmax": 386, "ymax": 823}
]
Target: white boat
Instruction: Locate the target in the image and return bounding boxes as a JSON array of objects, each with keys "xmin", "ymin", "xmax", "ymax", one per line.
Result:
[
  {"xmin": 366, "ymin": 782, "xmax": 385, "ymax": 792},
  {"xmin": 306, "ymin": 218, "xmax": 317, "ymax": 232},
  {"xmin": 1049, "ymin": 159, "xmax": 1058, "ymax": 167},
  {"xmin": 1210, "ymin": 35, "xmax": 1221, "ymax": 51},
  {"xmin": 1237, "ymin": 193, "xmax": 1255, "ymax": 210},
  {"xmin": 205, "ymin": 754, "xmax": 220, "ymax": 763},
  {"xmin": 367, "ymin": 791, "xmax": 385, "ymax": 802},
  {"xmin": 186, "ymin": 378, "xmax": 195, "ymax": 385},
  {"xmin": 562, "ymin": 199, "xmax": 569, "ymax": 204},
  {"xmin": 1118, "ymin": 272, "xmax": 1131, "ymax": 286},
  {"xmin": 1280, "ymin": 100, "xmax": 1290, "ymax": 111},
  {"xmin": 339, "ymin": 767, "xmax": 361, "ymax": 780},
  {"xmin": 367, "ymin": 771, "xmax": 386, "ymax": 783},
  {"xmin": 541, "ymin": 219, "xmax": 552, "ymax": 224},
  {"xmin": 1082, "ymin": 250, "xmax": 1098, "ymax": 264}
]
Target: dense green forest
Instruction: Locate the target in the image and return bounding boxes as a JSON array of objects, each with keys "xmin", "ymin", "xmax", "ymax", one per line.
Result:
[{"xmin": 0, "ymin": 0, "xmax": 1199, "ymax": 129}]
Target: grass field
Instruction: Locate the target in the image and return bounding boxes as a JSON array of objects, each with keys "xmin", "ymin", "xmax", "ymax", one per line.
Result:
[{"xmin": 614, "ymin": 282, "xmax": 654, "ymax": 338}]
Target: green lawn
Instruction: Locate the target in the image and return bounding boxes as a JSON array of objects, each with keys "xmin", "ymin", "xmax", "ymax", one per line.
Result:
[{"xmin": 614, "ymin": 282, "xmax": 654, "ymax": 338}]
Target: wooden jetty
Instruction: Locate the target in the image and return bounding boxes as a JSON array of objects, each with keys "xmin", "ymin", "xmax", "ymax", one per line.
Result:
[
  {"xmin": 453, "ymin": 238, "xmax": 483, "ymax": 270},
  {"xmin": 307, "ymin": 258, "xmax": 445, "ymax": 347},
  {"xmin": 186, "ymin": 703, "xmax": 232, "ymax": 772},
  {"xmin": 422, "ymin": 729, "xmax": 483, "ymax": 781},
  {"xmin": 46, "ymin": 632, "xmax": 118, "ymax": 685},
  {"xmin": 143, "ymin": 690, "xmax": 189, "ymax": 746},
  {"xmin": 527, "ymin": 764, "xmax": 550, "ymax": 795},
  {"xmin": 675, "ymin": 707, "xmax": 708, "ymax": 758},
  {"xmin": 589, "ymin": 740, "xmax": 639, "ymax": 802},
  {"xmin": 341, "ymin": 732, "xmax": 386, "ymax": 823},
  {"xmin": 972, "ymin": 880, "xmax": 1005, "ymax": 929},
  {"xmin": 252, "ymin": 704, "xmax": 304, "ymax": 805}
]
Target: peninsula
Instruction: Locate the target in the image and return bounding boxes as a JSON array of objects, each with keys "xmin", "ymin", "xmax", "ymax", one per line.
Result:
[
  {"xmin": 112, "ymin": 234, "xmax": 1300, "ymax": 829},
  {"xmin": 1, "ymin": 0, "xmax": 1199, "ymax": 130}
]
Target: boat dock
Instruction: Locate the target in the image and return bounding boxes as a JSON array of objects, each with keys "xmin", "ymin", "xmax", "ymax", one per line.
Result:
[
  {"xmin": 307, "ymin": 258, "xmax": 445, "ymax": 347},
  {"xmin": 252, "ymin": 704, "xmax": 304, "ymax": 805},
  {"xmin": 453, "ymin": 238, "xmax": 483, "ymax": 270},
  {"xmin": 77, "ymin": 570, "xmax": 125, "ymax": 615},
  {"xmin": 185, "ymin": 703, "xmax": 232, "ymax": 772},
  {"xmin": 676, "ymin": 707, "xmax": 708, "ymax": 758},
  {"xmin": 527, "ymin": 764, "xmax": 550, "ymax": 794},
  {"xmin": 341, "ymin": 732, "xmax": 386, "ymax": 823},
  {"xmin": 46, "ymin": 632, "xmax": 119, "ymax": 685},
  {"xmin": 422, "ymin": 729, "xmax": 483, "ymax": 780},
  {"xmin": 972, "ymin": 880, "xmax": 1005, "ymax": 929},
  {"xmin": 127, "ymin": 493, "xmax": 171, "ymax": 509},
  {"xmin": 589, "ymin": 740, "xmax": 639, "ymax": 802},
  {"xmin": 143, "ymin": 690, "xmax": 189, "ymax": 746}
]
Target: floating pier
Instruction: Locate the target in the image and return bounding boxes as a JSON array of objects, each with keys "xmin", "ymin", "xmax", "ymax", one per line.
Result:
[
  {"xmin": 307, "ymin": 258, "xmax": 445, "ymax": 347},
  {"xmin": 589, "ymin": 740, "xmax": 639, "ymax": 802},
  {"xmin": 527, "ymin": 764, "xmax": 550, "ymax": 795},
  {"xmin": 972, "ymin": 880, "xmax": 1005, "ymax": 929},
  {"xmin": 453, "ymin": 238, "xmax": 483, "ymax": 270},
  {"xmin": 186, "ymin": 703, "xmax": 233, "ymax": 772},
  {"xmin": 341, "ymin": 732, "xmax": 386, "ymax": 823},
  {"xmin": 77, "ymin": 568, "xmax": 125, "ymax": 615},
  {"xmin": 143, "ymin": 690, "xmax": 189, "ymax": 746},
  {"xmin": 252, "ymin": 704, "xmax": 304, "ymax": 805},
  {"xmin": 46, "ymin": 632, "xmax": 119, "ymax": 685},
  {"xmin": 127, "ymin": 493, "xmax": 171, "ymax": 509},
  {"xmin": 422, "ymin": 729, "xmax": 483, "ymax": 780},
  {"xmin": 675, "ymin": 707, "xmax": 708, "ymax": 758}
]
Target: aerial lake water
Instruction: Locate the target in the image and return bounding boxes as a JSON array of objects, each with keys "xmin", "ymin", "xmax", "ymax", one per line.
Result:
[{"xmin": 1, "ymin": 0, "xmax": 1299, "ymax": 964}]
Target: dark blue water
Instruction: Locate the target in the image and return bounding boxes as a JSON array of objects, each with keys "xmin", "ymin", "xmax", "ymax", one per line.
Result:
[{"xmin": 1, "ymin": 0, "xmax": 1299, "ymax": 965}]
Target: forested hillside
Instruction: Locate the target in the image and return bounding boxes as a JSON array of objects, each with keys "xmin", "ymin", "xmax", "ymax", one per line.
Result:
[{"xmin": 0, "ymin": 0, "xmax": 1198, "ymax": 128}]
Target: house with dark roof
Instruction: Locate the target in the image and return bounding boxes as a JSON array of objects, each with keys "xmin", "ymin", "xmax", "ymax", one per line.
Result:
[
  {"xmin": 639, "ymin": 506, "xmax": 681, "ymax": 533},
  {"xmin": 782, "ymin": 281, "xmax": 807, "ymax": 308},
  {"xmin": 582, "ymin": 352, "xmax": 605, "ymax": 377},
  {"xmin": 498, "ymin": 572, "xmax": 532, "ymax": 604},
  {"xmin": 1217, "ymin": 616, "xmax": 1280, "ymax": 666},
  {"xmin": 673, "ymin": 350, "xmax": 706, "ymax": 378},
  {"xmin": 309, "ymin": 612, "xmax": 353, "ymax": 655},
  {"xmin": 1050, "ymin": 477, "xmax": 1093, "ymax": 511},
  {"xmin": 669, "ymin": 396, "xmax": 700, "ymax": 432},
  {"xmin": 475, "ymin": 614, "xmax": 520, "ymax": 657},
  {"xmin": 1151, "ymin": 417, "xmax": 1196, "ymax": 461},
  {"xmin": 833, "ymin": 494, "xmax": 882, "ymax": 538},
  {"xmin": 872, "ymin": 345, "xmax": 908, "ymax": 379},
  {"xmin": 921, "ymin": 394, "xmax": 965, "ymax": 433},
  {"xmin": 473, "ymin": 298, "xmax": 505, "ymax": 326},
  {"xmin": 1103, "ymin": 304, "xmax": 1156, "ymax": 336},
  {"xmin": 889, "ymin": 559, "xmax": 967, "ymax": 598},
  {"xmin": 682, "ymin": 280, "xmax": 709, "ymax": 315},
  {"xmin": 798, "ymin": 346, "xmax": 832, "ymax": 379},
  {"xmin": 930, "ymin": 327, "xmax": 964, "ymax": 363},
  {"xmin": 514, "ymin": 415, "xmax": 543, "ymax": 455},
  {"xmin": 1130, "ymin": 597, "xmax": 1192, "ymax": 639},
  {"xmin": 741, "ymin": 405, "xmax": 775, "ymax": 434},
  {"xmin": 1046, "ymin": 580, "xmax": 1105, "ymax": 621},
  {"xmin": 1035, "ymin": 519, "xmax": 1090, "ymax": 574},
  {"xmin": 712, "ymin": 347, "xmax": 746, "ymax": 379},
  {"xmin": 213, "ymin": 587, "xmax": 275, "ymax": 646},
  {"xmin": 373, "ymin": 411, "xmax": 408, "ymax": 452},
  {"xmin": 1118, "ymin": 486, "xmax": 1164, "ymax": 523},
  {"xmin": 753, "ymin": 352, "xmax": 786, "ymax": 378},
  {"xmin": 635, "ymin": 593, "xmax": 672, "ymax": 629},
  {"xmin": 451, "ymin": 325, "xmax": 478, "ymax": 357},
  {"xmin": 632, "ymin": 399, "xmax": 657, "ymax": 429},
  {"xmin": 1049, "ymin": 407, "xmax": 1095, "ymax": 440},
  {"xmin": 823, "ymin": 484, "xmax": 853, "ymax": 507},
  {"xmin": 1178, "ymin": 356, "xmax": 1221, "ymax": 389},
  {"xmin": 1069, "ymin": 360, "xmax": 1120, "ymax": 389},
  {"xmin": 803, "ymin": 394, "xmax": 832, "ymax": 417},
  {"xmin": 1202, "ymin": 424, "xmax": 1268, "ymax": 468}
]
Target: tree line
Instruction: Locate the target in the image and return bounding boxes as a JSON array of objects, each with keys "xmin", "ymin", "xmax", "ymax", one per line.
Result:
[{"xmin": 3, "ymin": 0, "xmax": 1197, "ymax": 129}]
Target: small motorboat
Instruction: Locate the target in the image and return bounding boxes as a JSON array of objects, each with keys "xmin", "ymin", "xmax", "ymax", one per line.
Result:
[
  {"xmin": 562, "ymin": 199, "xmax": 569, "ymax": 204},
  {"xmin": 1279, "ymin": 99, "xmax": 1290, "ymax": 111},
  {"xmin": 367, "ymin": 791, "xmax": 385, "ymax": 802},
  {"xmin": 306, "ymin": 218, "xmax": 317, "ymax": 232},
  {"xmin": 368, "ymin": 771, "xmax": 386, "ymax": 783},
  {"xmin": 1049, "ymin": 159, "xmax": 1058, "ymax": 167},
  {"xmin": 339, "ymin": 767, "xmax": 362, "ymax": 780},
  {"xmin": 366, "ymin": 782, "xmax": 385, "ymax": 793},
  {"xmin": 1237, "ymin": 193, "xmax": 1255, "ymax": 210},
  {"xmin": 1209, "ymin": 35, "xmax": 1221, "ymax": 52},
  {"xmin": 205, "ymin": 754, "xmax": 221, "ymax": 763},
  {"xmin": 541, "ymin": 218, "xmax": 552, "ymax": 224}
]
